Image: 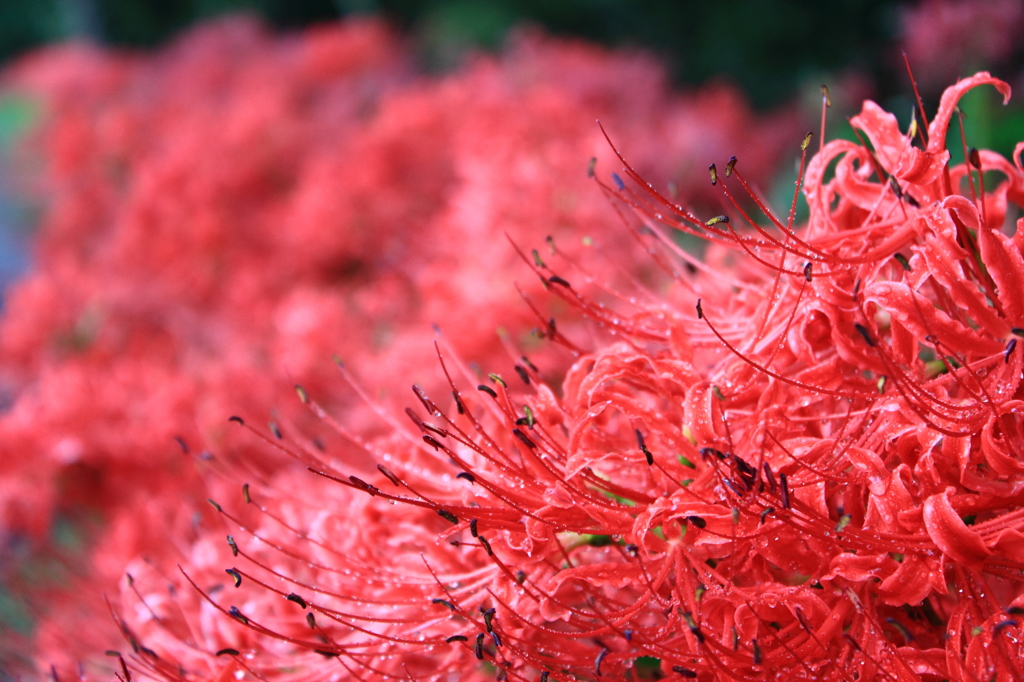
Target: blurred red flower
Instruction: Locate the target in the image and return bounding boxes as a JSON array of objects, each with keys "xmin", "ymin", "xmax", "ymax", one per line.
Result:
[
  {"xmin": 900, "ymin": 0, "xmax": 1024, "ymax": 94},
  {"xmin": 0, "ymin": 16, "xmax": 801, "ymax": 677}
]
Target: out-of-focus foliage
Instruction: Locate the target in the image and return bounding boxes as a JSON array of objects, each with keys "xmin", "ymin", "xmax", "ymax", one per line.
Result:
[{"xmin": 3, "ymin": 0, "xmax": 1017, "ymax": 108}]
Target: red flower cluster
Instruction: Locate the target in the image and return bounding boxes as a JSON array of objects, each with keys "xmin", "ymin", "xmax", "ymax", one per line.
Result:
[
  {"xmin": 0, "ymin": 17, "xmax": 801, "ymax": 677},
  {"xmin": 900, "ymin": 0, "xmax": 1024, "ymax": 94},
  {"xmin": 105, "ymin": 75, "xmax": 1024, "ymax": 680}
]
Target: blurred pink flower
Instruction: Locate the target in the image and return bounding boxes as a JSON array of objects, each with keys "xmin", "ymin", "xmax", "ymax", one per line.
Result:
[{"xmin": 900, "ymin": 0, "xmax": 1024, "ymax": 94}]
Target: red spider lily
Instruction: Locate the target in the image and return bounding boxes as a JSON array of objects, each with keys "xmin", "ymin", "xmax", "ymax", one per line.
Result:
[
  {"xmin": 102, "ymin": 72, "xmax": 1024, "ymax": 682},
  {"xmin": 0, "ymin": 18, "xmax": 801, "ymax": 677}
]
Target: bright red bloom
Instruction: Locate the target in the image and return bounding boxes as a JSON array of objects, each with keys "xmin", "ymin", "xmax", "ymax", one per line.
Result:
[{"xmin": 101, "ymin": 73, "xmax": 1024, "ymax": 681}]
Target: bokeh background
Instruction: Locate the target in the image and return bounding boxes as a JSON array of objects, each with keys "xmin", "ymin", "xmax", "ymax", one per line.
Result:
[
  {"xmin": 0, "ymin": 0, "xmax": 1022, "ymax": 679},
  {"xmin": 1, "ymin": 0, "xmax": 1022, "ymax": 107},
  {"xmin": 1, "ymin": 0, "xmax": 1024, "ymax": 289}
]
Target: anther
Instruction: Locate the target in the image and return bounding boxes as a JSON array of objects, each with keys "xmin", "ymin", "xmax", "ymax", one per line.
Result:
[
  {"xmin": 423, "ymin": 422, "xmax": 447, "ymax": 438},
  {"xmin": 854, "ymin": 323, "xmax": 875, "ymax": 347},
  {"xmin": 889, "ymin": 176, "xmax": 903, "ymax": 199},
  {"xmin": 886, "ymin": 618, "xmax": 913, "ymax": 642},
  {"xmin": 349, "ymin": 476, "xmax": 379, "ymax": 496},
  {"xmin": 437, "ymin": 509, "xmax": 459, "ymax": 525},
  {"xmin": 513, "ymin": 429, "xmax": 537, "ymax": 449},
  {"xmin": 403, "ymin": 405, "xmax": 423, "ymax": 428},
  {"xmin": 595, "ymin": 648, "xmax": 608, "ymax": 677},
  {"xmin": 762, "ymin": 462, "xmax": 777, "ymax": 495},
  {"xmin": 636, "ymin": 428, "xmax": 653, "ymax": 465},
  {"xmin": 683, "ymin": 611, "xmax": 704, "ymax": 643},
  {"xmin": 700, "ymin": 447, "xmax": 726, "ymax": 461},
  {"xmin": 412, "ymin": 385, "xmax": 440, "ymax": 416},
  {"xmin": 994, "ymin": 620, "xmax": 1018, "ymax": 635},
  {"xmin": 969, "ymin": 147, "xmax": 982, "ymax": 169},
  {"xmin": 548, "ymin": 275, "xmax": 571, "ymax": 288},
  {"xmin": 377, "ymin": 464, "xmax": 401, "ymax": 486}
]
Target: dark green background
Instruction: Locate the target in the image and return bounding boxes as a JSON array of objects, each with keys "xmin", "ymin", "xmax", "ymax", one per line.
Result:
[{"xmin": 2, "ymin": 0, "xmax": 1010, "ymax": 108}]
